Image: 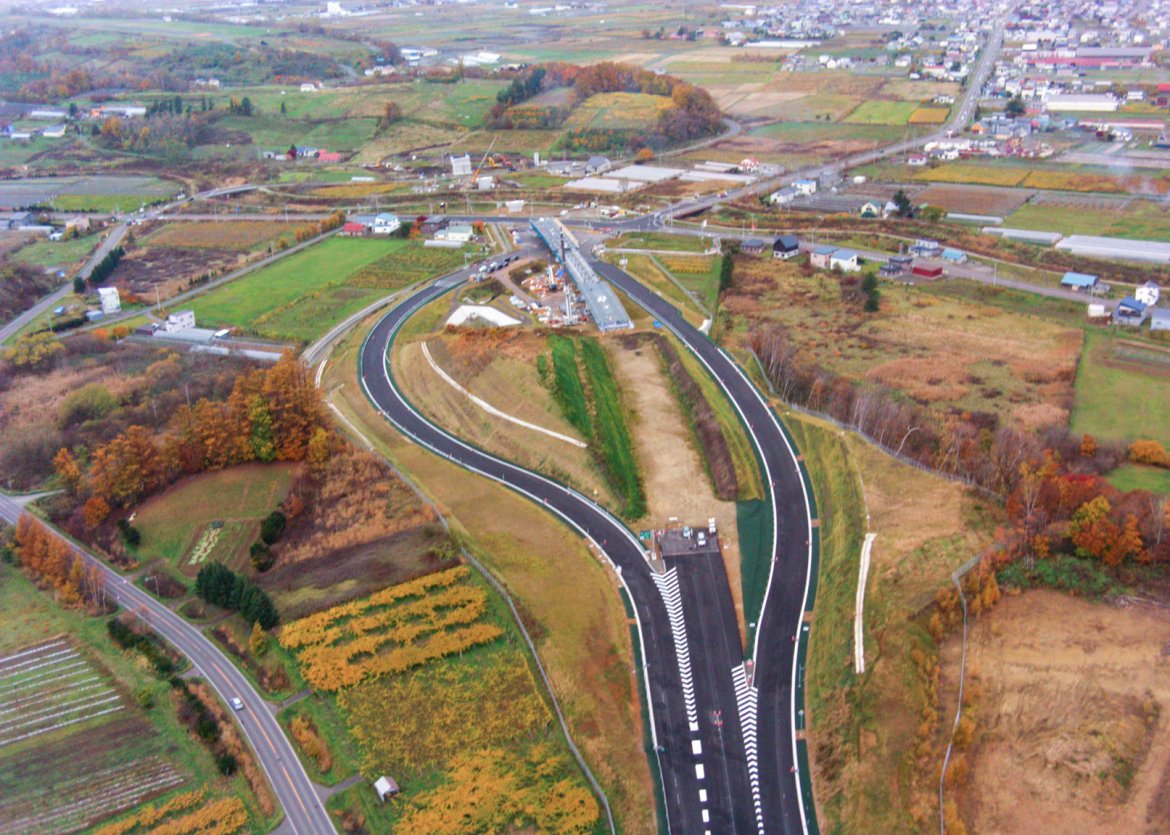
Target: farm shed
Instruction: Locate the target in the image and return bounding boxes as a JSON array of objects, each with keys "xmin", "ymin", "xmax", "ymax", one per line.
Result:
[
  {"xmin": 880, "ymin": 254, "xmax": 914, "ymax": 277},
  {"xmin": 912, "ymin": 263, "xmax": 944, "ymax": 279},
  {"xmin": 372, "ymin": 213, "xmax": 401, "ymax": 235},
  {"xmin": 1114, "ymin": 296, "xmax": 1149, "ymax": 327},
  {"xmin": 830, "ymin": 249, "xmax": 860, "ymax": 272},
  {"xmin": 341, "ymin": 222, "xmax": 365, "ymax": 236},
  {"xmin": 1060, "ymin": 271, "xmax": 1100, "ymax": 292},
  {"xmin": 773, "ymin": 236, "xmax": 800, "ymax": 259},
  {"xmin": 809, "ymin": 246, "xmax": 836, "ymax": 270},
  {"xmin": 941, "ymin": 248, "xmax": 967, "ymax": 264},
  {"xmin": 1151, "ymin": 308, "xmax": 1170, "ymax": 332},
  {"xmin": 770, "ymin": 187, "xmax": 798, "ymax": 206},
  {"xmin": 740, "ymin": 237, "xmax": 766, "ymax": 255},
  {"xmin": 418, "ymin": 216, "xmax": 448, "ymax": 236},
  {"xmin": 585, "ymin": 156, "xmax": 611, "ymax": 174},
  {"xmin": 374, "ymin": 776, "xmax": 399, "ymax": 802}
]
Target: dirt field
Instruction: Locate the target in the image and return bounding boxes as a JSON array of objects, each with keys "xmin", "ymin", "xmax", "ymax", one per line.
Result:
[
  {"xmin": 916, "ymin": 184, "xmax": 1034, "ymax": 217},
  {"xmin": 609, "ymin": 335, "xmax": 744, "ymax": 642},
  {"xmin": 943, "ymin": 590, "xmax": 1170, "ymax": 835}
]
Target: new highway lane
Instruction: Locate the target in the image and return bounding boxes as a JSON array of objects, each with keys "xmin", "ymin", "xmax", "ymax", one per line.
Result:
[
  {"xmin": 0, "ymin": 493, "xmax": 335, "ymax": 835},
  {"xmin": 359, "ymin": 265, "xmax": 759, "ymax": 833},
  {"xmin": 594, "ymin": 259, "xmax": 817, "ymax": 835}
]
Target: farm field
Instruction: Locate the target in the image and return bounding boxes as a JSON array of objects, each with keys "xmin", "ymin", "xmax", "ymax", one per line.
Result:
[
  {"xmin": 907, "ymin": 106, "xmax": 950, "ymax": 125},
  {"xmin": 185, "ymin": 235, "xmax": 469, "ymax": 342},
  {"xmin": 278, "ymin": 567, "xmax": 601, "ymax": 833},
  {"xmin": 0, "ymin": 562, "xmax": 261, "ymax": 834},
  {"xmin": 0, "ymin": 175, "xmax": 176, "ymax": 208},
  {"xmin": 654, "ymin": 253, "xmax": 722, "ymax": 313},
  {"xmin": 844, "ymin": 100, "xmax": 919, "ymax": 125},
  {"xmin": 1005, "ymin": 199, "xmax": 1170, "ymax": 241},
  {"xmin": 915, "ymin": 184, "xmax": 1032, "ymax": 217},
  {"xmin": 609, "ymin": 230, "xmax": 710, "ymax": 252},
  {"xmin": 904, "ymin": 162, "xmax": 1170, "ymax": 195},
  {"xmin": 142, "ymin": 220, "xmax": 316, "ymax": 252},
  {"xmin": 132, "ymin": 464, "xmax": 294, "ymax": 575},
  {"xmin": 1072, "ymin": 331, "xmax": 1170, "ymax": 447},
  {"xmin": 720, "ymin": 256, "xmax": 1083, "ymax": 432}
]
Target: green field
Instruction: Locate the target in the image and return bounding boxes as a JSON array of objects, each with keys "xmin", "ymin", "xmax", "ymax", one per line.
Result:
[
  {"xmin": 1006, "ymin": 200, "xmax": 1170, "ymax": 241},
  {"xmin": 186, "ymin": 236, "xmax": 468, "ymax": 342},
  {"xmin": 1072, "ymin": 331, "xmax": 1170, "ymax": 447},
  {"xmin": 132, "ymin": 465, "xmax": 294, "ymax": 574},
  {"xmin": 1107, "ymin": 463, "xmax": 1170, "ymax": 494},
  {"xmin": 11, "ymin": 234, "xmax": 99, "ymax": 270},
  {"xmin": 653, "ymin": 253, "xmax": 722, "ymax": 312},
  {"xmin": 844, "ymin": 100, "xmax": 919, "ymax": 125}
]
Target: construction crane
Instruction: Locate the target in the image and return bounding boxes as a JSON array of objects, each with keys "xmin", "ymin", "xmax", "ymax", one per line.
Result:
[{"xmin": 469, "ymin": 136, "xmax": 498, "ymax": 184}]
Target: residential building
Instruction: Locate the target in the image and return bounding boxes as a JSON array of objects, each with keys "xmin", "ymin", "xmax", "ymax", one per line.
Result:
[
  {"xmin": 451, "ymin": 154, "xmax": 472, "ymax": 177},
  {"xmin": 1135, "ymin": 281, "xmax": 1160, "ymax": 307},
  {"xmin": 910, "ymin": 239, "xmax": 942, "ymax": 257},
  {"xmin": 97, "ymin": 287, "xmax": 120, "ymax": 315},
  {"xmin": 941, "ymin": 248, "xmax": 967, "ymax": 264},
  {"xmin": 792, "ymin": 178, "xmax": 817, "ymax": 196},
  {"xmin": 1151, "ymin": 308, "xmax": 1170, "ymax": 333},
  {"xmin": 773, "ymin": 235, "xmax": 800, "ymax": 259},
  {"xmin": 300, "ymin": 82, "xmax": 319, "ymax": 92},
  {"xmin": 164, "ymin": 310, "xmax": 196, "ymax": 332},
  {"xmin": 809, "ymin": 245, "xmax": 836, "ymax": 269},
  {"xmin": 769, "ymin": 187, "xmax": 798, "ymax": 205},
  {"xmin": 830, "ymin": 249, "xmax": 860, "ymax": 272},
  {"xmin": 1114, "ymin": 296, "xmax": 1149, "ymax": 327},
  {"xmin": 438, "ymin": 222, "xmax": 474, "ymax": 243},
  {"xmin": 740, "ymin": 237, "xmax": 766, "ymax": 255},
  {"xmin": 372, "ymin": 213, "xmax": 401, "ymax": 235}
]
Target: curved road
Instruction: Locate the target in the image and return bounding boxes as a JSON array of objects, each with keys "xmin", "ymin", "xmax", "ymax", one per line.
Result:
[{"xmin": 0, "ymin": 494, "xmax": 335, "ymax": 835}]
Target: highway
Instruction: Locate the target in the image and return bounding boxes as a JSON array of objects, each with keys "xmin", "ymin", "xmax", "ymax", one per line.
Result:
[
  {"xmin": 359, "ymin": 261, "xmax": 762, "ymax": 833},
  {"xmin": 0, "ymin": 493, "xmax": 335, "ymax": 835}
]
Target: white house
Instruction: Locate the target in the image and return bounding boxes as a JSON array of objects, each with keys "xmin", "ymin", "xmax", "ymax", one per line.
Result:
[
  {"xmin": 164, "ymin": 310, "xmax": 196, "ymax": 332},
  {"xmin": 300, "ymin": 82, "xmax": 319, "ymax": 93},
  {"xmin": 830, "ymin": 249, "xmax": 860, "ymax": 272},
  {"xmin": 372, "ymin": 213, "xmax": 401, "ymax": 235},
  {"xmin": 41, "ymin": 124, "xmax": 66, "ymax": 139},
  {"xmin": 792, "ymin": 178, "xmax": 817, "ymax": 196},
  {"xmin": 97, "ymin": 287, "xmax": 121, "ymax": 315},
  {"xmin": 1135, "ymin": 281, "xmax": 1160, "ymax": 307},
  {"xmin": 769, "ymin": 187, "xmax": 798, "ymax": 205}
]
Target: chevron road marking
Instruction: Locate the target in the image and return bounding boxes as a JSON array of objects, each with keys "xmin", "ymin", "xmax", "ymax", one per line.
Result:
[{"xmin": 733, "ymin": 663, "xmax": 765, "ymax": 834}]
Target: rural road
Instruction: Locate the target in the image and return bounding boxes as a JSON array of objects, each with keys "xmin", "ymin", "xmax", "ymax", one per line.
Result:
[{"xmin": 0, "ymin": 494, "xmax": 336, "ymax": 835}]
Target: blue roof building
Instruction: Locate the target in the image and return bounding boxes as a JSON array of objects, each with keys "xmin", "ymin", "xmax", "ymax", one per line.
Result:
[
  {"xmin": 1061, "ymin": 271, "xmax": 1099, "ymax": 290},
  {"xmin": 941, "ymin": 248, "xmax": 967, "ymax": 263}
]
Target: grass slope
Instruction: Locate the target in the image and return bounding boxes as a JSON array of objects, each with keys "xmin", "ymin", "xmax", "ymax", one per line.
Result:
[{"xmin": 1072, "ymin": 330, "xmax": 1170, "ymax": 447}]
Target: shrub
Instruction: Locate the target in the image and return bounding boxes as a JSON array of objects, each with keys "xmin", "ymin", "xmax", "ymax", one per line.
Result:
[
  {"xmin": 117, "ymin": 518, "xmax": 141, "ymax": 548},
  {"xmin": 250, "ymin": 540, "xmax": 274, "ymax": 572},
  {"xmin": 259, "ymin": 510, "xmax": 286, "ymax": 545}
]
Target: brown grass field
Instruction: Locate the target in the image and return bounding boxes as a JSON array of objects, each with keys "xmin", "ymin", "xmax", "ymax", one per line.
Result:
[
  {"xmin": 907, "ymin": 107, "xmax": 950, "ymax": 125},
  {"xmin": 143, "ymin": 221, "xmax": 313, "ymax": 251},
  {"xmin": 722, "ymin": 257, "xmax": 1083, "ymax": 431}
]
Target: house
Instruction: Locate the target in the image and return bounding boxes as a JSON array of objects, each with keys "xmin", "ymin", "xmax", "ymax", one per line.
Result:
[
  {"xmin": 1151, "ymin": 308, "xmax": 1170, "ymax": 332},
  {"xmin": 97, "ymin": 287, "xmax": 121, "ymax": 315},
  {"xmin": 830, "ymin": 249, "xmax": 860, "ymax": 272},
  {"xmin": 41, "ymin": 124, "xmax": 66, "ymax": 139},
  {"xmin": 941, "ymin": 248, "xmax": 967, "ymax": 264},
  {"xmin": 63, "ymin": 216, "xmax": 90, "ymax": 234},
  {"xmin": 907, "ymin": 154, "xmax": 928, "ymax": 166},
  {"xmin": 164, "ymin": 310, "xmax": 196, "ymax": 333},
  {"xmin": 912, "ymin": 263, "xmax": 944, "ymax": 279},
  {"xmin": 792, "ymin": 178, "xmax": 817, "ymax": 196},
  {"xmin": 910, "ymin": 239, "xmax": 942, "ymax": 257},
  {"xmin": 372, "ymin": 213, "xmax": 401, "ymax": 235},
  {"xmin": 418, "ymin": 216, "xmax": 448, "ymax": 236},
  {"xmin": 880, "ymin": 254, "xmax": 914, "ymax": 277},
  {"xmin": 341, "ymin": 222, "xmax": 366, "ymax": 236},
  {"xmin": 373, "ymin": 776, "xmax": 399, "ymax": 802},
  {"xmin": 1114, "ymin": 296, "xmax": 1149, "ymax": 327},
  {"xmin": 1060, "ymin": 271, "xmax": 1100, "ymax": 292},
  {"xmin": 0, "ymin": 211, "xmax": 32, "ymax": 230},
  {"xmin": 773, "ymin": 235, "xmax": 800, "ymax": 259},
  {"xmin": 585, "ymin": 155, "xmax": 611, "ymax": 174},
  {"xmin": 740, "ymin": 237, "xmax": 766, "ymax": 255},
  {"xmin": 859, "ymin": 200, "xmax": 881, "ymax": 219},
  {"xmin": 809, "ymin": 245, "xmax": 837, "ymax": 269},
  {"xmin": 1135, "ymin": 281, "xmax": 1160, "ymax": 307},
  {"xmin": 438, "ymin": 221, "xmax": 474, "ymax": 243},
  {"xmin": 769, "ymin": 187, "xmax": 798, "ymax": 205}
]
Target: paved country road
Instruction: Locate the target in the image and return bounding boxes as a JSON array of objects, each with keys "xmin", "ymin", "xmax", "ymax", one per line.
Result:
[{"xmin": 0, "ymin": 494, "xmax": 336, "ymax": 835}]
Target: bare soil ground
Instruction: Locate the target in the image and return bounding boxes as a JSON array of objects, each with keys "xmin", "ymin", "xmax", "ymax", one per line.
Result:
[
  {"xmin": 608, "ymin": 335, "xmax": 745, "ymax": 642},
  {"xmin": 943, "ymin": 590, "xmax": 1170, "ymax": 835},
  {"xmin": 915, "ymin": 184, "xmax": 1034, "ymax": 217}
]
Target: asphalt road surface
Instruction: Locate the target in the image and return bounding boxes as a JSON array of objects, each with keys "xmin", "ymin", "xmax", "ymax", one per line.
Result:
[{"xmin": 0, "ymin": 494, "xmax": 335, "ymax": 835}]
